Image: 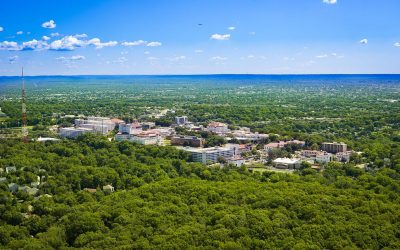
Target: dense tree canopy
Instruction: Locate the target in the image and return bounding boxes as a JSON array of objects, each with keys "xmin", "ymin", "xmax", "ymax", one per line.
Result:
[{"xmin": 0, "ymin": 135, "xmax": 399, "ymax": 249}]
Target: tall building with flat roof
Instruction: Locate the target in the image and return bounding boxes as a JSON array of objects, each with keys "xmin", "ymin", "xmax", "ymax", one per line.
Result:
[
  {"xmin": 175, "ymin": 116, "xmax": 188, "ymax": 125},
  {"xmin": 321, "ymin": 142, "xmax": 347, "ymax": 153}
]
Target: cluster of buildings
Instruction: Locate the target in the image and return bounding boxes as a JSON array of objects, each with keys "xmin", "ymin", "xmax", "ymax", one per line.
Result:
[
  {"xmin": 264, "ymin": 140, "xmax": 306, "ymax": 151},
  {"xmin": 115, "ymin": 121, "xmax": 173, "ymax": 145},
  {"xmin": 0, "ymin": 166, "xmax": 44, "ymax": 196},
  {"xmin": 269, "ymin": 142, "xmax": 353, "ymax": 170},
  {"xmin": 59, "ymin": 117, "xmax": 118, "ymax": 138},
  {"xmin": 56, "ymin": 115, "xmax": 356, "ymax": 170}
]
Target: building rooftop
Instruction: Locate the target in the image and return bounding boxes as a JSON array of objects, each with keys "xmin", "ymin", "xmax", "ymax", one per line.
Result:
[{"xmin": 273, "ymin": 158, "xmax": 301, "ymax": 164}]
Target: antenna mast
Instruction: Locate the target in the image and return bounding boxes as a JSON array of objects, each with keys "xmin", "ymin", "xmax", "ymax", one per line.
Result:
[{"xmin": 21, "ymin": 67, "xmax": 28, "ymax": 143}]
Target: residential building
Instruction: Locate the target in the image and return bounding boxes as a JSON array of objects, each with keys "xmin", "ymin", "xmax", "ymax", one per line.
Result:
[
  {"xmin": 300, "ymin": 150, "xmax": 332, "ymax": 164},
  {"xmin": 175, "ymin": 116, "xmax": 188, "ymax": 125},
  {"xmin": 180, "ymin": 146, "xmax": 235, "ymax": 164},
  {"xmin": 335, "ymin": 151, "xmax": 353, "ymax": 163},
  {"xmin": 321, "ymin": 142, "xmax": 347, "ymax": 153},
  {"xmin": 273, "ymin": 158, "xmax": 301, "ymax": 169},
  {"xmin": 264, "ymin": 140, "xmax": 305, "ymax": 152},
  {"xmin": 5, "ymin": 166, "xmax": 16, "ymax": 174},
  {"xmin": 103, "ymin": 184, "xmax": 115, "ymax": 192},
  {"xmin": 315, "ymin": 152, "xmax": 333, "ymax": 164},
  {"xmin": 8, "ymin": 183, "xmax": 19, "ymax": 193},
  {"xmin": 171, "ymin": 136, "xmax": 205, "ymax": 147},
  {"xmin": 207, "ymin": 122, "xmax": 230, "ymax": 134},
  {"xmin": 227, "ymin": 156, "xmax": 245, "ymax": 167}
]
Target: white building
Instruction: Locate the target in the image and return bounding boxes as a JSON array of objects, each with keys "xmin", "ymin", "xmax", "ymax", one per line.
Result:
[
  {"xmin": 207, "ymin": 122, "xmax": 230, "ymax": 134},
  {"xmin": 119, "ymin": 122, "xmax": 142, "ymax": 134},
  {"xmin": 315, "ymin": 152, "xmax": 333, "ymax": 164},
  {"xmin": 180, "ymin": 146, "xmax": 235, "ymax": 164},
  {"xmin": 59, "ymin": 127, "xmax": 94, "ymax": 138},
  {"xmin": 130, "ymin": 130, "xmax": 161, "ymax": 145},
  {"xmin": 175, "ymin": 116, "xmax": 188, "ymax": 125},
  {"xmin": 231, "ymin": 130, "xmax": 268, "ymax": 142},
  {"xmin": 335, "ymin": 151, "xmax": 353, "ymax": 163},
  {"xmin": 74, "ymin": 117, "xmax": 116, "ymax": 134},
  {"xmin": 227, "ymin": 156, "xmax": 245, "ymax": 167},
  {"xmin": 272, "ymin": 158, "xmax": 301, "ymax": 169}
]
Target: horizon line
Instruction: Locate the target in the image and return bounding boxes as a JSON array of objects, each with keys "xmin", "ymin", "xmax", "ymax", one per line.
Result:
[{"xmin": 1, "ymin": 73, "xmax": 400, "ymax": 77}]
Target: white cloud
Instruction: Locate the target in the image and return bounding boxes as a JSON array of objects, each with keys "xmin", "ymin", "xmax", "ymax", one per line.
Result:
[
  {"xmin": 56, "ymin": 55, "xmax": 86, "ymax": 63},
  {"xmin": 194, "ymin": 49, "xmax": 203, "ymax": 53},
  {"xmin": 210, "ymin": 34, "xmax": 231, "ymax": 40},
  {"xmin": 211, "ymin": 56, "xmax": 227, "ymax": 60},
  {"xmin": 228, "ymin": 26, "xmax": 236, "ymax": 31},
  {"xmin": 22, "ymin": 39, "xmax": 48, "ymax": 50},
  {"xmin": 122, "ymin": 40, "xmax": 147, "ymax": 46},
  {"xmin": 323, "ymin": 0, "xmax": 337, "ymax": 4},
  {"xmin": 8, "ymin": 55, "xmax": 18, "ymax": 64},
  {"xmin": 0, "ymin": 27, "xmax": 3, "ymax": 32},
  {"xmin": 16, "ymin": 31, "xmax": 23, "ymax": 35},
  {"xmin": 50, "ymin": 36, "xmax": 86, "ymax": 50},
  {"xmin": 247, "ymin": 55, "xmax": 255, "ymax": 59},
  {"xmin": 51, "ymin": 32, "xmax": 61, "ymax": 37},
  {"xmin": 249, "ymin": 31, "xmax": 256, "ymax": 35},
  {"xmin": 42, "ymin": 36, "xmax": 51, "ymax": 41},
  {"xmin": 146, "ymin": 41, "xmax": 162, "ymax": 47},
  {"xmin": 359, "ymin": 38, "xmax": 368, "ymax": 44},
  {"xmin": 70, "ymin": 55, "xmax": 85, "ymax": 60},
  {"xmin": 394, "ymin": 42, "xmax": 400, "ymax": 47},
  {"xmin": 42, "ymin": 20, "xmax": 56, "ymax": 29},
  {"xmin": 316, "ymin": 54, "xmax": 328, "ymax": 58},
  {"xmin": 144, "ymin": 51, "xmax": 150, "ymax": 54},
  {"xmin": 147, "ymin": 56, "xmax": 159, "ymax": 60},
  {"xmin": 0, "ymin": 41, "xmax": 20, "ymax": 51},
  {"xmin": 87, "ymin": 38, "xmax": 118, "ymax": 49}
]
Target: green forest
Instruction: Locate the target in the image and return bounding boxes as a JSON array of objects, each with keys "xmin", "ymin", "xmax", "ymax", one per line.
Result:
[
  {"xmin": 0, "ymin": 135, "xmax": 399, "ymax": 249},
  {"xmin": 0, "ymin": 75, "xmax": 400, "ymax": 249}
]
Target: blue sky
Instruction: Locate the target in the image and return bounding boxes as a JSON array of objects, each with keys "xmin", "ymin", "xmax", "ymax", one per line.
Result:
[{"xmin": 0, "ymin": 0, "xmax": 399, "ymax": 75}]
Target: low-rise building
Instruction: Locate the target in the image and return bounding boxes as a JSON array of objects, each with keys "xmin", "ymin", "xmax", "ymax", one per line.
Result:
[
  {"xmin": 6, "ymin": 166, "xmax": 16, "ymax": 174},
  {"xmin": 180, "ymin": 146, "xmax": 235, "ymax": 164},
  {"xmin": 227, "ymin": 156, "xmax": 245, "ymax": 167},
  {"xmin": 59, "ymin": 127, "xmax": 94, "ymax": 138},
  {"xmin": 264, "ymin": 140, "xmax": 305, "ymax": 152},
  {"xmin": 230, "ymin": 130, "xmax": 268, "ymax": 142},
  {"xmin": 130, "ymin": 130, "xmax": 161, "ymax": 145},
  {"xmin": 171, "ymin": 136, "xmax": 205, "ymax": 147},
  {"xmin": 8, "ymin": 183, "xmax": 19, "ymax": 193},
  {"xmin": 300, "ymin": 150, "xmax": 332, "ymax": 164},
  {"xmin": 272, "ymin": 158, "xmax": 301, "ymax": 169},
  {"xmin": 335, "ymin": 151, "xmax": 353, "ymax": 163},
  {"xmin": 103, "ymin": 184, "xmax": 115, "ymax": 192},
  {"xmin": 207, "ymin": 122, "xmax": 230, "ymax": 134}
]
